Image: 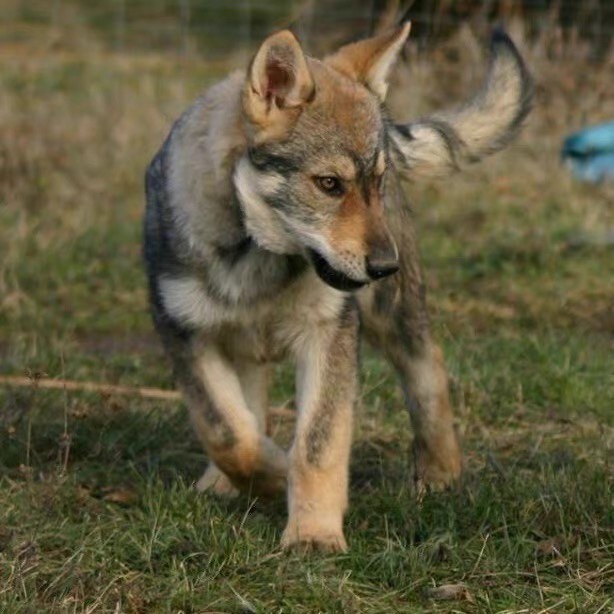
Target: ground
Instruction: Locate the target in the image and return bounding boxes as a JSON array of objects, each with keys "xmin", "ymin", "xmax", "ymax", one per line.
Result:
[{"xmin": 0, "ymin": 20, "xmax": 612, "ymax": 614}]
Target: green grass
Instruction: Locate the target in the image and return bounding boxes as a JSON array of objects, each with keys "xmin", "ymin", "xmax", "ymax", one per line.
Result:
[{"xmin": 1, "ymin": 25, "xmax": 613, "ymax": 613}]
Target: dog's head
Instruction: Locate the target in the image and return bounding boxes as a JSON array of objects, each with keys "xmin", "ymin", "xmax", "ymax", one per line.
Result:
[{"xmin": 234, "ymin": 25, "xmax": 532, "ymax": 291}]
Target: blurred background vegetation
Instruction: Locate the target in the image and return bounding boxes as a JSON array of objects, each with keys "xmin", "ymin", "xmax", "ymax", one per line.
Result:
[{"xmin": 2, "ymin": 0, "xmax": 613, "ymax": 57}]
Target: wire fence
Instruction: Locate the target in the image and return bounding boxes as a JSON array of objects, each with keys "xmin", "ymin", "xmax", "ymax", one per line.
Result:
[{"xmin": 1, "ymin": 0, "xmax": 613, "ymax": 59}]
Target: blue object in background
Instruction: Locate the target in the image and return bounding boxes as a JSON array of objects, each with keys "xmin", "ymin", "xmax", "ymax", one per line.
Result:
[{"xmin": 562, "ymin": 121, "xmax": 614, "ymax": 183}]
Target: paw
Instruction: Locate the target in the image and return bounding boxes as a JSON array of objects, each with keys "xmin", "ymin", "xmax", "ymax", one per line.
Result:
[
  {"xmin": 281, "ymin": 517, "xmax": 347, "ymax": 553},
  {"xmin": 212, "ymin": 436, "xmax": 288, "ymax": 498},
  {"xmin": 281, "ymin": 531, "xmax": 347, "ymax": 553},
  {"xmin": 195, "ymin": 463, "xmax": 239, "ymax": 498},
  {"xmin": 411, "ymin": 438, "xmax": 462, "ymax": 497},
  {"xmin": 230, "ymin": 470, "xmax": 287, "ymax": 498}
]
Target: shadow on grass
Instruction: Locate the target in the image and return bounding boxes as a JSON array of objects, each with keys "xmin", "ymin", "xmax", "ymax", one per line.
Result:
[{"xmin": 3, "ymin": 392, "xmax": 608, "ymax": 544}]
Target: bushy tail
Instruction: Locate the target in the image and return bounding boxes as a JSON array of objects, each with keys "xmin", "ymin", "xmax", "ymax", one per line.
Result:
[{"xmin": 389, "ymin": 30, "xmax": 534, "ymax": 179}]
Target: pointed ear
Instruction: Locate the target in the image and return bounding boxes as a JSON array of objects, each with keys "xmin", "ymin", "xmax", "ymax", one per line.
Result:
[
  {"xmin": 243, "ymin": 30, "xmax": 315, "ymax": 142},
  {"xmin": 326, "ymin": 22, "xmax": 411, "ymax": 101}
]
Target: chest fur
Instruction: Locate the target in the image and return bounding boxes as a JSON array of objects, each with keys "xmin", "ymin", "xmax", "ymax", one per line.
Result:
[{"xmin": 158, "ymin": 261, "xmax": 346, "ymax": 362}]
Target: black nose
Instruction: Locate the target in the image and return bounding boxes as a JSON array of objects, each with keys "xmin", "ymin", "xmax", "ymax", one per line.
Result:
[{"xmin": 365, "ymin": 255, "xmax": 399, "ymax": 280}]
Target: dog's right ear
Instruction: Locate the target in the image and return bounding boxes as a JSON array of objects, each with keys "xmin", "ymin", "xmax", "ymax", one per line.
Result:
[{"xmin": 243, "ymin": 30, "xmax": 314, "ymax": 143}]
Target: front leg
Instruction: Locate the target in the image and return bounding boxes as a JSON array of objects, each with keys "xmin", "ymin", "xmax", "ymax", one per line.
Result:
[
  {"xmin": 281, "ymin": 302, "xmax": 359, "ymax": 552},
  {"xmin": 196, "ymin": 362, "xmax": 271, "ymax": 497},
  {"xmin": 169, "ymin": 337, "xmax": 287, "ymax": 497}
]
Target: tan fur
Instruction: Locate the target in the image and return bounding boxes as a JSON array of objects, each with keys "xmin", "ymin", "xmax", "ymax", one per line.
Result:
[
  {"xmin": 327, "ymin": 191, "xmax": 368, "ymax": 250},
  {"xmin": 282, "ymin": 306, "xmax": 357, "ymax": 551},
  {"xmin": 326, "ymin": 22, "xmax": 411, "ymax": 100},
  {"xmin": 187, "ymin": 345, "xmax": 287, "ymax": 495},
  {"xmin": 375, "ymin": 150, "xmax": 386, "ymax": 175},
  {"xmin": 243, "ymin": 30, "xmax": 315, "ymax": 144}
]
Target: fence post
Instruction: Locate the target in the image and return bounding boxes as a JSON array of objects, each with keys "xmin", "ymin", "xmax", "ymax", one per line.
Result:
[
  {"xmin": 180, "ymin": 0, "xmax": 191, "ymax": 56},
  {"xmin": 115, "ymin": 0, "xmax": 126, "ymax": 51}
]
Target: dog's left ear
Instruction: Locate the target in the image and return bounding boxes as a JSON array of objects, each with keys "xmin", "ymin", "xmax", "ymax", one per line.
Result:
[
  {"xmin": 326, "ymin": 22, "xmax": 411, "ymax": 101},
  {"xmin": 243, "ymin": 30, "xmax": 315, "ymax": 142}
]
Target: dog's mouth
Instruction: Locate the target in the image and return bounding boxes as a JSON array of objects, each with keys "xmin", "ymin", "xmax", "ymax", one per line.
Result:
[{"xmin": 308, "ymin": 250, "xmax": 367, "ymax": 292}]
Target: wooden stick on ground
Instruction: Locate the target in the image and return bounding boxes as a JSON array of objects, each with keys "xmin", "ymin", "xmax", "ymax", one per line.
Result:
[
  {"xmin": 0, "ymin": 375, "xmax": 296, "ymax": 417},
  {"xmin": 0, "ymin": 375, "xmax": 182, "ymax": 401}
]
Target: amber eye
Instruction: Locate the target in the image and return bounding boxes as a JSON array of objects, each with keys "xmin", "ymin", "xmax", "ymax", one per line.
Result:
[{"xmin": 315, "ymin": 176, "xmax": 344, "ymax": 197}]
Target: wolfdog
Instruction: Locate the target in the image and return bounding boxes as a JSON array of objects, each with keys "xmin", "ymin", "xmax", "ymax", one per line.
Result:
[{"xmin": 144, "ymin": 23, "xmax": 532, "ymax": 551}]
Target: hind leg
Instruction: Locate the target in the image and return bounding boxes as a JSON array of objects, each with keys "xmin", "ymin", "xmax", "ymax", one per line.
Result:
[
  {"xmin": 397, "ymin": 340, "xmax": 461, "ymax": 492},
  {"xmin": 358, "ymin": 245, "xmax": 461, "ymax": 492}
]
